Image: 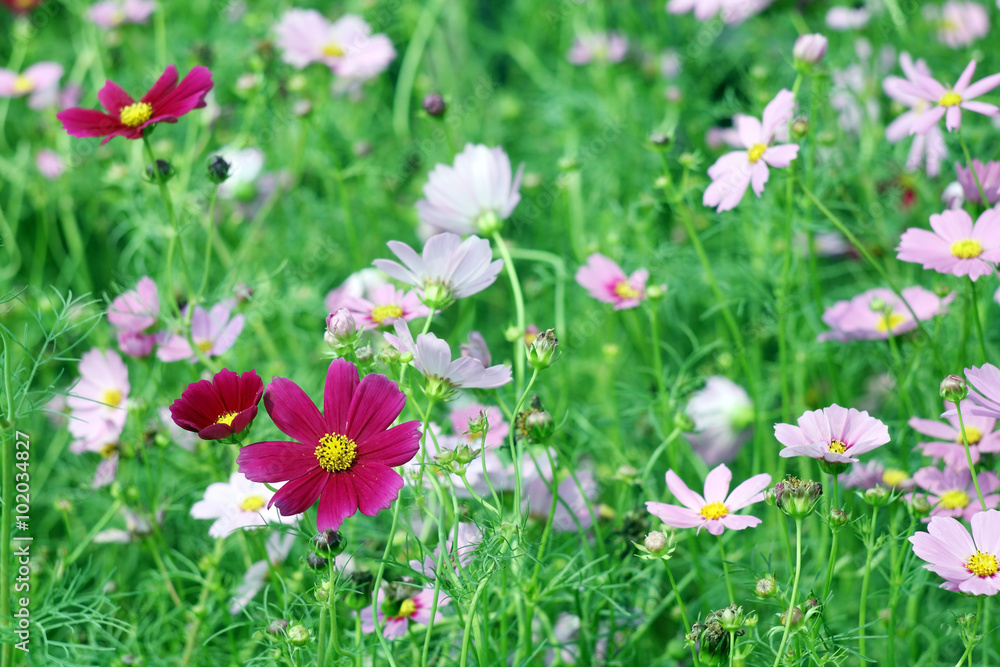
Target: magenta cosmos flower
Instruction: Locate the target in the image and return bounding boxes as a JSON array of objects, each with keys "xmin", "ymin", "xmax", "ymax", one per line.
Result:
[
  {"xmin": 898, "ymin": 60, "xmax": 1000, "ymax": 134},
  {"xmin": 342, "ymin": 284, "xmax": 429, "ymax": 330},
  {"xmin": 88, "ymin": 0, "xmax": 155, "ymax": 28},
  {"xmin": 416, "ymin": 144, "xmax": 524, "ymax": 236},
  {"xmin": 818, "ymin": 286, "xmax": 954, "ymax": 342},
  {"xmin": 646, "ymin": 464, "xmax": 771, "ymax": 536},
  {"xmin": 157, "ymin": 300, "xmax": 244, "ymax": 362},
  {"xmin": 912, "ymin": 467, "xmax": 1000, "ymax": 521},
  {"xmin": 237, "ymin": 359, "xmax": 421, "ymax": 531},
  {"xmin": 956, "ymin": 159, "xmax": 1000, "ymax": 205},
  {"xmin": 361, "ymin": 587, "xmax": 442, "ymax": 640},
  {"xmin": 575, "ymin": 253, "xmax": 650, "ymax": 310},
  {"xmin": 910, "ymin": 510, "xmax": 1000, "ymax": 595},
  {"xmin": 373, "ymin": 233, "xmax": 503, "ymax": 307},
  {"xmin": 703, "ymin": 89, "xmax": 799, "ymax": 212},
  {"xmin": 0, "ymin": 62, "xmax": 62, "ymax": 109},
  {"xmin": 911, "ymin": 400, "xmax": 1000, "ymax": 470},
  {"xmin": 190, "ymin": 472, "xmax": 293, "ymax": 538},
  {"xmin": 56, "ymin": 65, "xmax": 213, "ymax": 145},
  {"xmin": 274, "ymin": 10, "xmax": 395, "ymax": 79},
  {"xmin": 964, "ymin": 363, "xmax": 1000, "ymax": 419},
  {"xmin": 169, "ymin": 368, "xmax": 264, "ymax": 441},
  {"xmin": 775, "ymin": 405, "xmax": 890, "ymax": 467},
  {"xmin": 897, "ymin": 208, "xmax": 1000, "ymax": 281}
]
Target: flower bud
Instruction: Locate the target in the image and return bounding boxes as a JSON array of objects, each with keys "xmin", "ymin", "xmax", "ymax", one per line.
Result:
[
  {"xmin": 755, "ymin": 574, "xmax": 778, "ymax": 599},
  {"xmin": 207, "ymin": 155, "xmax": 231, "ymax": 184},
  {"xmin": 306, "ymin": 552, "xmax": 329, "ymax": 571},
  {"xmin": 267, "ymin": 619, "xmax": 289, "ymax": 636},
  {"xmin": 356, "ymin": 345, "xmax": 374, "ymax": 363},
  {"xmin": 772, "ymin": 476, "xmax": 822, "ymax": 518},
  {"xmin": 525, "ymin": 409, "xmax": 555, "ymax": 443},
  {"xmin": 780, "ymin": 606, "xmax": 803, "ymax": 628},
  {"xmin": 527, "ymin": 328, "xmax": 560, "ymax": 370},
  {"xmin": 287, "ymin": 624, "xmax": 310, "ymax": 646},
  {"xmin": 829, "ymin": 508, "xmax": 849, "ymax": 528},
  {"xmin": 863, "ymin": 486, "xmax": 891, "ymax": 507},
  {"xmin": 145, "ymin": 158, "xmax": 175, "ymax": 183},
  {"xmin": 909, "ymin": 495, "xmax": 931, "ymax": 517},
  {"xmin": 790, "ymin": 116, "xmax": 809, "ymax": 139},
  {"xmin": 793, "ymin": 34, "xmax": 828, "ymax": 66},
  {"xmin": 314, "ymin": 579, "xmax": 331, "ymax": 602},
  {"xmin": 940, "ymin": 374, "xmax": 968, "ymax": 403},
  {"xmin": 326, "ymin": 308, "xmax": 357, "ymax": 346},
  {"xmin": 644, "ymin": 531, "xmax": 669, "ymax": 555},
  {"xmin": 422, "ymin": 93, "xmax": 446, "ymax": 117},
  {"xmin": 648, "ymin": 131, "xmax": 671, "ymax": 148},
  {"xmin": 313, "ymin": 530, "xmax": 345, "ymax": 558}
]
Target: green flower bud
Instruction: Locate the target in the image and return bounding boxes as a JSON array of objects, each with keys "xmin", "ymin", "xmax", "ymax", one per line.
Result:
[
  {"xmin": 287, "ymin": 624, "xmax": 310, "ymax": 646},
  {"xmin": 940, "ymin": 374, "xmax": 969, "ymax": 403},
  {"xmin": 527, "ymin": 328, "xmax": 560, "ymax": 370}
]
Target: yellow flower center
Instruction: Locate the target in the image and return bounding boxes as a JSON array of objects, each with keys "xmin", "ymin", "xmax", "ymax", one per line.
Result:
[
  {"xmin": 119, "ymin": 102, "xmax": 153, "ymax": 127},
  {"xmin": 959, "ymin": 426, "xmax": 983, "ymax": 445},
  {"xmin": 371, "ymin": 304, "xmax": 404, "ymax": 325},
  {"xmin": 217, "ymin": 411, "xmax": 238, "ymax": 427},
  {"xmin": 103, "ymin": 389, "xmax": 123, "ymax": 407},
  {"xmin": 882, "ymin": 469, "xmax": 909, "ymax": 487},
  {"xmin": 99, "ymin": 442, "xmax": 117, "ymax": 459},
  {"xmin": 614, "ymin": 281, "xmax": 641, "ymax": 300},
  {"xmin": 828, "ymin": 439, "xmax": 848, "ymax": 455},
  {"xmin": 322, "ymin": 43, "xmax": 345, "ymax": 57},
  {"xmin": 12, "ymin": 76, "xmax": 33, "ymax": 94},
  {"xmin": 951, "ymin": 239, "xmax": 983, "ymax": 259},
  {"xmin": 967, "ymin": 550, "xmax": 999, "ymax": 577},
  {"xmin": 396, "ymin": 599, "xmax": 417, "ymax": 618},
  {"xmin": 315, "ymin": 433, "xmax": 358, "ymax": 472},
  {"xmin": 700, "ymin": 501, "xmax": 729, "ymax": 520},
  {"xmin": 940, "ymin": 489, "xmax": 970, "ymax": 509},
  {"xmin": 240, "ymin": 495, "xmax": 266, "ymax": 512},
  {"xmin": 875, "ymin": 313, "xmax": 907, "ymax": 333},
  {"xmin": 939, "ymin": 91, "xmax": 963, "ymax": 107},
  {"xmin": 747, "ymin": 143, "xmax": 767, "ymax": 163},
  {"xmin": 197, "ymin": 340, "xmax": 214, "ymax": 354}
]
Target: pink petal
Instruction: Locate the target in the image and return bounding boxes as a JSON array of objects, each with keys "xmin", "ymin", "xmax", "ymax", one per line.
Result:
[
  {"xmin": 350, "ymin": 463, "xmax": 405, "ymax": 516},
  {"xmin": 665, "ymin": 470, "xmax": 706, "ymax": 510},
  {"xmin": 702, "ymin": 464, "xmax": 732, "ymax": 503},
  {"xmin": 323, "ymin": 358, "xmax": 359, "ymax": 435},
  {"xmin": 263, "ymin": 377, "xmax": 327, "ymax": 444},
  {"xmin": 645, "ymin": 502, "xmax": 705, "ymax": 529},
  {"xmin": 316, "ymin": 473, "xmax": 358, "ymax": 531},
  {"xmin": 237, "ymin": 440, "xmax": 320, "ymax": 482},
  {"xmin": 269, "ymin": 468, "xmax": 328, "ymax": 516},
  {"xmin": 346, "ymin": 372, "xmax": 406, "ymax": 443}
]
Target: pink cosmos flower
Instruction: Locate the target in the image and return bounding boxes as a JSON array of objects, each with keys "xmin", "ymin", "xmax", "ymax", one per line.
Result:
[
  {"xmin": 897, "ymin": 60, "xmax": 1000, "ymax": 134},
  {"xmin": 325, "ymin": 268, "xmax": 387, "ymax": 313},
  {"xmin": 35, "ymin": 150, "xmax": 64, "ymax": 180},
  {"xmin": 67, "ymin": 348, "xmax": 129, "ymax": 453},
  {"xmin": 775, "ymin": 404, "xmax": 890, "ymax": 464},
  {"xmin": 460, "ymin": 331, "xmax": 492, "ymax": 367},
  {"xmin": 415, "ymin": 144, "xmax": 524, "ymax": 236},
  {"xmin": 841, "ymin": 461, "xmax": 914, "ymax": 491},
  {"xmin": 448, "ymin": 403, "xmax": 509, "ymax": 449},
  {"xmin": 191, "ymin": 472, "xmax": 293, "ymax": 538},
  {"xmin": 963, "ymin": 363, "xmax": 1000, "ymax": 419},
  {"xmin": 826, "ymin": 6, "xmax": 870, "ymax": 30},
  {"xmin": 646, "ymin": 464, "xmax": 770, "ymax": 535},
  {"xmin": 911, "ymin": 400, "xmax": 1000, "ymax": 470},
  {"xmin": 108, "ymin": 276, "xmax": 159, "ymax": 332},
  {"xmin": 884, "ymin": 53, "xmax": 948, "ymax": 177},
  {"xmin": 703, "ymin": 89, "xmax": 799, "ymax": 212},
  {"xmin": 911, "ymin": 467, "xmax": 1000, "ymax": 521},
  {"xmin": 360, "ymin": 587, "xmax": 442, "ymax": 639},
  {"xmin": 684, "ymin": 376, "xmax": 754, "ymax": 466},
  {"xmin": 567, "ymin": 32, "xmax": 628, "ymax": 65},
  {"xmin": 575, "ymin": 253, "xmax": 649, "ymax": 310},
  {"xmin": 237, "ymin": 359, "xmax": 421, "ymax": 531},
  {"xmin": 818, "ymin": 286, "xmax": 955, "ymax": 342},
  {"xmin": 156, "ymin": 300, "xmax": 244, "ymax": 362},
  {"xmin": 667, "ymin": 0, "xmax": 772, "ymax": 25},
  {"xmin": 928, "ymin": 2, "xmax": 989, "ymax": 49},
  {"xmin": 523, "ymin": 452, "xmax": 598, "ymax": 532},
  {"xmin": 955, "ymin": 159, "xmax": 1000, "ymax": 205},
  {"xmin": 343, "ymin": 284, "xmax": 430, "ymax": 330},
  {"xmin": 385, "ymin": 321, "xmax": 512, "ymax": 391},
  {"xmin": 117, "ymin": 330, "xmax": 156, "ymax": 358},
  {"xmin": 897, "ymin": 208, "xmax": 1000, "ymax": 281},
  {"xmin": 0, "ymin": 62, "xmax": 63, "ymax": 109},
  {"xmin": 229, "ymin": 532, "xmax": 296, "ymax": 614},
  {"xmin": 373, "ymin": 233, "xmax": 504, "ymax": 306},
  {"xmin": 88, "ymin": 0, "xmax": 155, "ymax": 28},
  {"xmin": 274, "ymin": 10, "xmax": 395, "ymax": 82},
  {"xmin": 57, "ymin": 65, "xmax": 213, "ymax": 145},
  {"xmin": 910, "ymin": 510, "xmax": 1000, "ymax": 595}
]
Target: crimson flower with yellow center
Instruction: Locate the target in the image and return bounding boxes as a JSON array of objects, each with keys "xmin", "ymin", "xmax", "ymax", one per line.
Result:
[
  {"xmin": 646, "ymin": 464, "xmax": 771, "ymax": 536},
  {"xmin": 237, "ymin": 359, "xmax": 421, "ymax": 531},
  {"xmin": 169, "ymin": 368, "xmax": 263, "ymax": 441}
]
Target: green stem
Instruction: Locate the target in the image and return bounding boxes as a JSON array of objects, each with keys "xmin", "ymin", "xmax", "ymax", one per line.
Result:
[
  {"xmin": 822, "ymin": 474, "xmax": 840, "ymax": 602},
  {"xmin": 970, "ymin": 279, "xmax": 988, "ymax": 364},
  {"xmin": 369, "ymin": 500, "xmax": 401, "ymax": 667},
  {"xmin": 958, "ymin": 131, "xmax": 989, "ymax": 208},
  {"xmin": 459, "ymin": 577, "xmax": 490, "ymax": 667},
  {"xmin": 772, "ymin": 518, "xmax": 803, "ymax": 667},
  {"xmin": 955, "ymin": 400, "xmax": 987, "ymax": 510},
  {"xmin": 491, "ymin": 232, "xmax": 527, "ymax": 392},
  {"xmin": 858, "ymin": 505, "xmax": 880, "ymax": 662},
  {"xmin": 509, "ymin": 368, "xmax": 540, "ymax": 526},
  {"xmin": 664, "ymin": 559, "xmax": 700, "ymax": 667},
  {"xmin": 198, "ymin": 184, "xmax": 219, "ymax": 299},
  {"xmin": 181, "ymin": 538, "xmax": 226, "ymax": 664},
  {"xmin": 718, "ymin": 536, "xmax": 735, "ymax": 605},
  {"xmin": 391, "ymin": 0, "xmax": 447, "ymax": 140},
  {"xmin": 142, "ymin": 135, "xmax": 193, "ymax": 300}
]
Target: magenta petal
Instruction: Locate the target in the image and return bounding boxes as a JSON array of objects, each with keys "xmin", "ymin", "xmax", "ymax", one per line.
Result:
[
  {"xmin": 269, "ymin": 468, "xmax": 328, "ymax": 516},
  {"xmin": 149, "ymin": 65, "xmax": 213, "ymax": 116},
  {"xmin": 350, "ymin": 463, "xmax": 405, "ymax": 516},
  {"xmin": 346, "ymin": 372, "xmax": 406, "ymax": 442},
  {"xmin": 316, "ymin": 473, "xmax": 359, "ymax": 531},
  {"xmin": 97, "ymin": 79, "xmax": 135, "ymax": 114},
  {"xmin": 264, "ymin": 377, "xmax": 327, "ymax": 444},
  {"xmin": 323, "ymin": 358, "xmax": 359, "ymax": 435},
  {"xmin": 140, "ymin": 65, "xmax": 179, "ymax": 104},
  {"xmin": 56, "ymin": 108, "xmax": 123, "ymax": 138},
  {"xmin": 237, "ymin": 440, "xmax": 320, "ymax": 482},
  {"xmin": 356, "ymin": 420, "xmax": 421, "ymax": 467}
]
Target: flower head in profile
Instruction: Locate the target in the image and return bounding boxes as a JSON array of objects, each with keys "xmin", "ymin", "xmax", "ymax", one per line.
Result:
[
  {"xmin": 897, "ymin": 208, "xmax": 1000, "ymax": 281},
  {"xmin": 88, "ymin": 0, "xmax": 155, "ymax": 28},
  {"xmin": 274, "ymin": 10, "xmax": 395, "ymax": 83},
  {"xmin": 169, "ymin": 369, "xmax": 264, "ymax": 441},
  {"xmin": 703, "ymin": 89, "xmax": 799, "ymax": 212},
  {"xmin": 156, "ymin": 300, "xmax": 244, "ymax": 362},
  {"xmin": 342, "ymin": 284, "xmax": 430, "ymax": 330},
  {"xmin": 910, "ymin": 510, "xmax": 1000, "ymax": 595},
  {"xmin": 684, "ymin": 376, "xmax": 754, "ymax": 466},
  {"xmin": 360, "ymin": 586, "xmax": 443, "ymax": 639},
  {"xmin": 57, "ymin": 64, "xmax": 213, "ymax": 145},
  {"xmin": 567, "ymin": 32, "xmax": 628, "ymax": 65},
  {"xmin": 955, "ymin": 160, "xmax": 1000, "ymax": 205},
  {"xmin": 575, "ymin": 253, "xmax": 650, "ymax": 310},
  {"xmin": 963, "ymin": 363, "xmax": 1000, "ymax": 420},
  {"xmin": 911, "ymin": 400, "xmax": 1000, "ymax": 469},
  {"xmin": 67, "ymin": 348, "xmax": 130, "ymax": 453},
  {"xmin": 416, "ymin": 144, "xmax": 523, "ymax": 236},
  {"xmin": 775, "ymin": 405, "xmax": 890, "ymax": 471},
  {"xmin": 373, "ymin": 233, "xmax": 503, "ymax": 309},
  {"xmin": 0, "ymin": 62, "xmax": 63, "ymax": 109},
  {"xmin": 237, "ymin": 359, "xmax": 421, "ymax": 531},
  {"xmin": 190, "ymin": 472, "xmax": 294, "ymax": 538},
  {"xmin": 646, "ymin": 464, "xmax": 771, "ymax": 535},
  {"xmin": 912, "ymin": 467, "xmax": 1000, "ymax": 521},
  {"xmin": 896, "ymin": 60, "xmax": 1000, "ymax": 134},
  {"xmin": 819, "ymin": 286, "xmax": 954, "ymax": 342}
]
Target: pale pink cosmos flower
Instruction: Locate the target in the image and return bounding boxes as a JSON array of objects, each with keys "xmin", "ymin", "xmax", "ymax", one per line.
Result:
[
  {"xmin": 156, "ymin": 300, "xmax": 244, "ymax": 362},
  {"xmin": 107, "ymin": 276, "xmax": 159, "ymax": 332},
  {"xmin": 818, "ymin": 286, "xmax": 955, "ymax": 342},
  {"xmin": 910, "ymin": 510, "xmax": 1000, "ymax": 595},
  {"xmin": 962, "ymin": 363, "xmax": 1000, "ymax": 419},
  {"xmin": 343, "ymin": 284, "xmax": 430, "ymax": 330},
  {"xmin": 35, "ymin": 150, "xmax": 64, "ymax": 180},
  {"xmin": 911, "ymin": 467, "xmax": 1000, "ymax": 521},
  {"xmin": 229, "ymin": 532, "xmax": 296, "ymax": 614},
  {"xmin": 190, "ymin": 472, "xmax": 293, "ymax": 538},
  {"xmin": 955, "ymin": 159, "xmax": 1000, "ymax": 205},
  {"xmin": 884, "ymin": 53, "xmax": 948, "ymax": 176},
  {"xmin": 575, "ymin": 253, "xmax": 649, "ymax": 310},
  {"xmin": 842, "ymin": 460, "xmax": 915, "ymax": 492},
  {"xmin": 775, "ymin": 404, "xmax": 890, "ymax": 464},
  {"xmin": 911, "ymin": 400, "xmax": 1000, "ymax": 470},
  {"xmin": 416, "ymin": 144, "xmax": 524, "ymax": 236},
  {"xmin": 0, "ymin": 62, "xmax": 63, "ymax": 109},
  {"xmin": 325, "ymin": 268, "xmax": 387, "ymax": 313},
  {"xmin": 703, "ymin": 89, "xmax": 799, "ymax": 212},
  {"xmin": 373, "ymin": 233, "xmax": 504, "ymax": 306},
  {"xmin": 684, "ymin": 376, "xmax": 754, "ymax": 466},
  {"xmin": 567, "ymin": 32, "xmax": 628, "ymax": 65},
  {"xmin": 825, "ymin": 6, "xmax": 870, "ymax": 30},
  {"xmin": 360, "ymin": 587, "xmax": 442, "ymax": 639},
  {"xmin": 926, "ymin": 2, "xmax": 989, "ymax": 49},
  {"xmin": 646, "ymin": 464, "xmax": 770, "ymax": 536},
  {"xmin": 67, "ymin": 349, "xmax": 129, "ymax": 454},
  {"xmin": 522, "ymin": 450, "xmax": 598, "ymax": 532},
  {"xmin": 898, "ymin": 60, "xmax": 1000, "ymax": 134},
  {"xmin": 448, "ymin": 402, "xmax": 509, "ymax": 449},
  {"xmin": 460, "ymin": 331, "xmax": 492, "ymax": 367},
  {"xmin": 274, "ymin": 10, "xmax": 395, "ymax": 83},
  {"xmin": 385, "ymin": 321, "xmax": 512, "ymax": 390},
  {"xmin": 667, "ymin": 0, "xmax": 772, "ymax": 25},
  {"xmin": 88, "ymin": 0, "xmax": 155, "ymax": 28},
  {"xmin": 897, "ymin": 208, "xmax": 1000, "ymax": 281}
]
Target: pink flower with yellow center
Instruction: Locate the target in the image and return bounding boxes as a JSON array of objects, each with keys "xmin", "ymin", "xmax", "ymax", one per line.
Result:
[
  {"xmin": 818, "ymin": 286, "xmax": 955, "ymax": 342},
  {"xmin": 156, "ymin": 300, "xmax": 244, "ymax": 363},
  {"xmin": 645, "ymin": 464, "xmax": 771, "ymax": 536},
  {"xmin": 360, "ymin": 587, "xmax": 442, "ymax": 639},
  {"xmin": 911, "ymin": 400, "xmax": 1000, "ymax": 470},
  {"xmin": 775, "ymin": 404, "xmax": 890, "ymax": 469},
  {"xmin": 911, "ymin": 467, "xmax": 1000, "ymax": 521},
  {"xmin": 574, "ymin": 253, "xmax": 650, "ymax": 310},
  {"xmin": 910, "ymin": 509, "xmax": 1000, "ymax": 595},
  {"xmin": 274, "ymin": 9, "xmax": 395, "ymax": 82},
  {"xmin": 896, "ymin": 59, "xmax": 1000, "ymax": 134},
  {"xmin": 342, "ymin": 284, "xmax": 430, "ymax": 330},
  {"xmin": 66, "ymin": 348, "xmax": 130, "ymax": 453},
  {"xmin": 897, "ymin": 208, "xmax": 1000, "ymax": 281},
  {"xmin": 0, "ymin": 62, "xmax": 63, "ymax": 109}
]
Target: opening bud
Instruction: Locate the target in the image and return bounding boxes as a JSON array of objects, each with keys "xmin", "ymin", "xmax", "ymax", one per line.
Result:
[
  {"xmin": 527, "ymin": 328, "xmax": 560, "ymax": 369},
  {"xmin": 313, "ymin": 530, "xmax": 345, "ymax": 558},
  {"xmin": 940, "ymin": 374, "xmax": 968, "ymax": 403}
]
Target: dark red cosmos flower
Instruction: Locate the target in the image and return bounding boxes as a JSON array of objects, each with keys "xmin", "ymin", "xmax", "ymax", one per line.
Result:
[
  {"xmin": 56, "ymin": 65, "xmax": 213, "ymax": 145},
  {"xmin": 237, "ymin": 359, "xmax": 421, "ymax": 531},
  {"xmin": 1, "ymin": 0, "xmax": 42, "ymax": 14},
  {"xmin": 169, "ymin": 369, "xmax": 263, "ymax": 441}
]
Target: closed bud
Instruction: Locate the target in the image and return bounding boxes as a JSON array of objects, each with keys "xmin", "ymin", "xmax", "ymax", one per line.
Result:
[
  {"xmin": 940, "ymin": 374, "xmax": 968, "ymax": 403},
  {"xmin": 326, "ymin": 308, "xmax": 357, "ymax": 346},
  {"xmin": 773, "ymin": 476, "xmax": 822, "ymax": 518},
  {"xmin": 314, "ymin": 580, "xmax": 331, "ymax": 602},
  {"xmin": 829, "ymin": 507, "xmax": 849, "ymax": 528},
  {"xmin": 910, "ymin": 495, "xmax": 931, "ymax": 517},
  {"xmin": 678, "ymin": 152, "xmax": 700, "ymax": 169},
  {"xmin": 790, "ymin": 116, "xmax": 809, "ymax": 139},
  {"xmin": 287, "ymin": 624, "xmax": 310, "ymax": 646},
  {"xmin": 466, "ymin": 410, "xmax": 489, "ymax": 437},
  {"xmin": 145, "ymin": 158, "xmax": 175, "ymax": 183},
  {"xmin": 863, "ymin": 486, "xmax": 891, "ymax": 507},
  {"xmin": 793, "ymin": 34, "xmax": 828, "ymax": 66},
  {"xmin": 525, "ymin": 409, "xmax": 555, "ymax": 442},
  {"xmin": 207, "ymin": 155, "xmax": 231, "ymax": 184},
  {"xmin": 527, "ymin": 328, "xmax": 560, "ymax": 369},
  {"xmin": 422, "ymin": 93, "xmax": 446, "ymax": 117},
  {"xmin": 306, "ymin": 552, "xmax": 328, "ymax": 571},
  {"xmin": 379, "ymin": 346, "xmax": 400, "ymax": 365},
  {"xmin": 780, "ymin": 606, "xmax": 803, "ymax": 628},
  {"xmin": 356, "ymin": 345, "xmax": 374, "ymax": 363},
  {"xmin": 648, "ymin": 131, "xmax": 671, "ymax": 148},
  {"xmin": 644, "ymin": 531, "xmax": 669, "ymax": 556},
  {"xmin": 267, "ymin": 619, "xmax": 289, "ymax": 636},
  {"xmin": 755, "ymin": 574, "xmax": 778, "ymax": 599},
  {"xmin": 313, "ymin": 530, "xmax": 345, "ymax": 558}
]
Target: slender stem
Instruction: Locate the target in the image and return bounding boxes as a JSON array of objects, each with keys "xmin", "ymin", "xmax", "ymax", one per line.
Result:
[
  {"xmin": 646, "ymin": 302, "xmax": 666, "ymax": 397},
  {"xmin": 509, "ymin": 368, "xmax": 540, "ymax": 526},
  {"xmin": 718, "ymin": 537, "xmax": 735, "ymax": 605},
  {"xmin": 391, "ymin": 0, "xmax": 447, "ymax": 139},
  {"xmin": 663, "ymin": 559, "xmax": 701, "ymax": 667},
  {"xmin": 970, "ymin": 279, "xmax": 988, "ymax": 363},
  {"xmin": 858, "ymin": 505, "xmax": 880, "ymax": 662},
  {"xmin": 491, "ymin": 232, "xmax": 527, "ymax": 392},
  {"xmin": 728, "ymin": 630, "xmax": 737, "ymax": 667},
  {"xmin": 181, "ymin": 538, "xmax": 226, "ymax": 664},
  {"xmin": 955, "ymin": 400, "xmax": 987, "ymax": 510},
  {"xmin": 822, "ymin": 474, "xmax": 840, "ymax": 602},
  {"xmin": 198, "ymin": 184, "xmax": 219, "ymax": 299},
  {"xmin": 142, "ymin": 135, "xmax": 193, "ymax": 299},
  {"xmin": 369, "ymin": 500, "xmax": 401, "ymax": 667},
  {"xmin": 459, "ymin": 577, "xmax": 490, "ymax": 667},
  {"xmin": 958, "ymin": 131, "xmax": 989, "ymax": 208},
  {"xmin": 640, "ymin": 427, "xmax": 682, "ymax": 482},
  {"xmin": 772, "ymin": 518, "xmax": 803, "ymax": 667}
]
